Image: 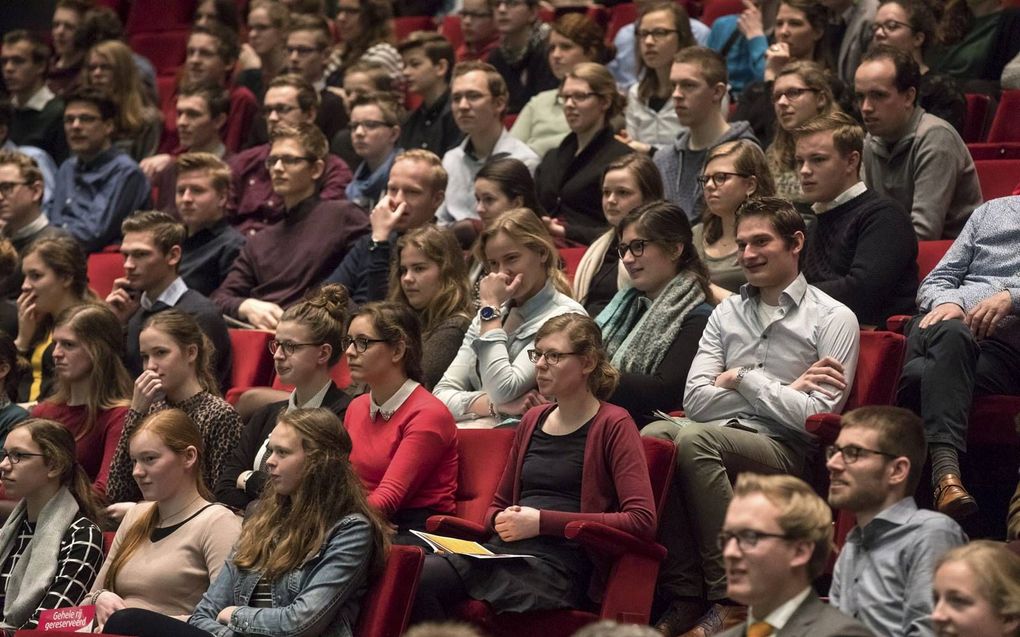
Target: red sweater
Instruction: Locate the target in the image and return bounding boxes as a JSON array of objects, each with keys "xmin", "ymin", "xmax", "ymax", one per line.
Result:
[
  {"xmin": 345, "ymin": 385, "xmax": 458, "ymax": 517},
  {"xmin": 30, "ymin": 402, "xmax": 129, "ymax": 499},
  {"xmin": 488, "ymin": 401, "xmax": 656, "ymax": 540}
]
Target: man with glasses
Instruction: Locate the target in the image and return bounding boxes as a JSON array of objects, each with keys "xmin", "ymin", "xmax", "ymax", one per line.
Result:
[
  {"xmin": 793, "ymin": 111, "xmax": 917, "ymax": 328},
  {"xmin": 717, "ymin": 473, "xmax": 872, "ymax": 637},
  {"xmin": 488, "ymin": 0, "xmax": 558, "ymax": 115},
  {"xmin": 227, "ymin": 74, "xmax": 353, "ymax": 235},
  {"xmin": 856, "ymin": 45, "xmax": 980, "ymax": 240},
  {"xmin": 213, "ymin": 123, "xmax": 368, "ymax": 329},
  {"xmin": 654, "ymin": 47, "xmax": 758, "ymax": 224},
  {"xmin": 438, "ymin": 62, "xmax": 538, "ymax": 241},
  {"xmin": 50, "ymin": 88, "xmax": 149, "ymax": 254},
  {"xmin": 645, "ymin": 197, "xmax": 859, "ymax": 637},
  {"xmin": 0, "ymin": 149, "xmax": 67, "ymax": 300},
  {"xmin": 104, "ymin": 210, "xmax": 232, "ymax": 389},
  {"xmin": 456, "ymin": 0, "xmax": 500, "ymax": 63},
  {"xmin": 1, "ymin": 31, "xmax": 68, "ymax": 164},
  {"xmin": 827, "ymin": 406, "xmax": 965, "ymax": 637},
  {"xmin": 279, "ymin": 15, "xmax": 345, "ymax": 142},
  {"xmin": 817, "ymin": 0, "xmax": 878, "ymax": 84}
]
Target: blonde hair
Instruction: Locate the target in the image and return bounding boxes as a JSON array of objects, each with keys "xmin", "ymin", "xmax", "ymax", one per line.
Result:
[
  {"xmin": 732, "ymin": 473, "xmax": 833, "ymax": 579},
  {"xmin": 766, "ymin": 60, "xmax": 839, "ymax": 173},
  {"xmin": 475, "ymin": 208, "xmax": 571, "ymax": 297},
  {"xmin": 564, "ymin": 62, "xmax": 625, "ymax": 122},
  {"xmin": 83, "ymin": 40, "xmax": 157, "ymax": 136}
]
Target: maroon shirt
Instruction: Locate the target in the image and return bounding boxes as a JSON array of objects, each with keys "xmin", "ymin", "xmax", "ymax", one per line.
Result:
[{"xmin": 227, "ymin": 144, "xmax": 354, "ymax": 236}]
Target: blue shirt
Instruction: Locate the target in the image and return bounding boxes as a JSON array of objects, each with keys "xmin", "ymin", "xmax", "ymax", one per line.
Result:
[
  {"xmin": 345, "ymin": 148, "xmax": 399, "ymax": 211},
  {"xmin": 50, "ymin": 147, "xmax": 150, "ymax": 253},
  {"xmin": 830, "ymin": 497, "xmax": 966, "ymax": 637},
  {"xmin": 707, "ymin": 14, "xmax": 769, "ymax": 94}
]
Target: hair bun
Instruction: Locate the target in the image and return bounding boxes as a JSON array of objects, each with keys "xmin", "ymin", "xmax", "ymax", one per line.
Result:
[{"xmin": 306, "ymin": 284, "xmax": 351, "ymax": 319}]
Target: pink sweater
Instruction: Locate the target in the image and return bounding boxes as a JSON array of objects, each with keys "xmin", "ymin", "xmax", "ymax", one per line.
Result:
[{"xmin": 345, "ymin": 386, "xmax": 458, "ymax": 517}]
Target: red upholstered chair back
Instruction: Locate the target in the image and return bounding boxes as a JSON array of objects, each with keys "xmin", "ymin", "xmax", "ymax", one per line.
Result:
[
  {"xmin": 917, "ymin": 240, "xmax": 953, "ymax": 283},
  {"xmin": 558, "ymin": 247, "xmax": 587, "ymax": 283},
  {"xmin": 700, "ymin": 0, "xmax": 745, "ymax": 25},
  {"xmin": 975, "ymin": 159, "xmax": 1020, "ymax": 201},
  {"xmin": 963, "ymin": 93, "xmax": 992, "ymax": 143},
  {"xmin": 453, "ymin": 428, "xmax": 516, "ymax": 526},
  {"xmin": 842, "ymin": 330, "xmax": 907, "ymax": 411},
  {"xmin": 967, "ymin": 142, "xmax": 1020, "ymax": 160},
  {"xmin": 394, "ymin": 16, "xmax": 436, "ymax": 40},
  {"xmin": 987, "ymin": 90, "xmax": 1020, "ymax": 142},
  {"xmin": 353, "ymin": 545, "xmax": 425, "ymax": 637},
  {"xmin": 440, "ymin": 15, "xmax": 465, "ymax": 51},
  {"xmin": 125, "ymin": 0, "xmax": 196, "ymax": 33},
  {"xmin": 128, "ymin": 31, "xmax": 189, "ymax": 75},
  {"xmin": 227, "ymin": 329, "xmax": 276, "ymax": 391},
  {"xmin": 642, "ymin": 437, "xmax": 677, "ymax": 519},
  {"xmin": 86, "ymin": 251, "xmax": 125, "ymax": 299},
  {"xmin": 606, "ymin": 3, "xmax": 638, "ymax": 42}
]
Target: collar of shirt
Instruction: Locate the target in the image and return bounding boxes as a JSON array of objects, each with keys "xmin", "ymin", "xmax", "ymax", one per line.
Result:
[
  {"xmin": 812, "ymin": 181, "xmax": 868, "ymax": 215},
  {"xmin": 739, "ymin": 273, "xmax": 809, "ymax": 309},
  {"xmin": 185, "ymin": 217, "xmax": 231, "ymax": 243},
  {"xmin": 514, "ymin": 278, "xmax": 559, "ymax": 319},
  {"xmin": 140, "ymin": 276, "xmax": 188, "ymax": 310},
  {"xmin": 749, "ymin": 586, "xmax": 813, "ymax": 631},
  {"xmin": 20, "ymin": 85, "xmax": 55, "ymax": 111},
  {"xmin": 369, "ymin": 378, "xmax": 420, "ymax": 420},
  {"xmin": 287, "ymin": 379, "xmax": 334, "ymax": 411},
  {"xmin": 419, "ymin": 90, "xmax": 452, "ymax": 119},
  {"xmin": 848, "ymin": 496, "xmax": 918, "ymax": 544},
  {"xmin": 313, "ymin": 79, "xmax": 326, "ymax": 93},
  {"xmin": 463, "ymin": 128, "xmax": 513, "ymax": 163},
  {"xmin": 9, "ymin": 213, "xmax": 50, "ymax": 242},
  {"xmin": 74, "ymin": 146, "xmax": 120, "ymax": 176}
]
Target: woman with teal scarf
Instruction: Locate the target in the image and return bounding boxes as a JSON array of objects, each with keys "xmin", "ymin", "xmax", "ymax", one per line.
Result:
[{"xmin": 596, "ymin": 201, "xmax": 715, "ymax": 426}]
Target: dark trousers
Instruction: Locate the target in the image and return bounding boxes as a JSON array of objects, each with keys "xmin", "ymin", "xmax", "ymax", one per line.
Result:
[
  {"xmin": 898, "ymin": 316, "xmax": 1020, "ymax": 452},
  {"xmin": 410, "ymin": 554, "xmax": 469, "ymax": 624},
  {"xmin": 105, "ymin": 608, "xmax": 212, "ymax": 637}
]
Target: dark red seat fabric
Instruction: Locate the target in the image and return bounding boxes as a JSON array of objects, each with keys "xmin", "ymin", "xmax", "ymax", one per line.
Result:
[
  {"xmin": 354, "ymin": 545, "xmax": 425, "ymax": 637},
  {"xmin": 975, "ymin": 159, "xmax": 1020, "ymax": 201},
  {"xmin": 606, "ymin": 3, "xmax": 638, "ymax": 43},
  {"xmin": 125, "ymin": 0, "xmax": 197, "ymax": 34},
  {"xmin": 967, "ymin": 142, "xmax": 1020, "ymax": 160},
  {"xmin": 558, "ymin": 247, "xmax": 587, "ymax": 283},
  {"xmin": 428, "ymin": 428, "xmax": 516, "ymax": 533},
  {"xmin": 394, "ymin": 16, "xmax": 437, "ymax": 40},
  {"xmin": 440, "ymin": 15, "xmax": 465, "ymax": 51},
  {"xmin": 987, "ymin": 90, "xmax": 1020, "ymax": 143},
  {"xmin": 86, "ymin": 251, "xmax": 125, "ymax": 299},
  {"xmin": 128, "ymin": 31, "xmax": 189, "ymax": 76},
  {"xmin": 916, "ymin": 240, "xmax": 954, "ymax": 283},
  {"xmin": 962, "ymin": 93, "xmax": 992, "ymax": 143},
  {"xmin": 226, "ymin": 329, "xmax": 275, "ymax": 394},
  {"xmin": 700, "ymin": 0, "xmax": 745, "ymax": 25}
]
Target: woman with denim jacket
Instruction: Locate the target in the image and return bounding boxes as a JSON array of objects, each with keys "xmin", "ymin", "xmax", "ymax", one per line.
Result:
[{"xmin": 102, "ymin": 408, "xmax": 390, "ymax": 637}]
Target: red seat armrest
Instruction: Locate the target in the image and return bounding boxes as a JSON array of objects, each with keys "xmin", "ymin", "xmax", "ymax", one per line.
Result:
[
  {"xmin": 425, "ymin": 515, "xmax": 489, "ymax": 541},
  {"xmin": 564, "ymin": 521, "xmax": 667, "ymax": 561},
  {"xmin": 805, "ymin": 413, "xmax": 842, "ymax": 445},
  {"xmin": 886, "ymin": 315, "xmax": 911, "ymax": 334}
]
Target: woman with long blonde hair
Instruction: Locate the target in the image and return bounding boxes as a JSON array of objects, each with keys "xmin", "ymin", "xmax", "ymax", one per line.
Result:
[
  {"xmin": 434, "ymin": 208, "xmax": 585, "ymax": 426},
  {"xmin": 81, "ymin": 39, "xmax": 162, "ymax": 161},
  {"xmin": 91, "ymin": 409, "xmax": 240, "ymax": 631},
  {"xmin": 30, "ymin": 304, "xmax": 132, "ymax": 499},
  {"xmin": 101, "ymin": 408, "xmax": 389, "ymax": 637}
]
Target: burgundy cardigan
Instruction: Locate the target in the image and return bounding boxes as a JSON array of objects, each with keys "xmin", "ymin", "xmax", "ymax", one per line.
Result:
[{"xmin": 486, "ymin": 401, "xmax": 656, "ymax": 541}]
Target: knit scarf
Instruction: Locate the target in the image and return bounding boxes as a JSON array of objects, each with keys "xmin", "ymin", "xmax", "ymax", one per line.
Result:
[
  {"xmin": 0, "ymin": 487, "xmax": 80, "ymax": 628},
  {"xmin": 596, "ymin": 270, "xmax": 707, "ymax": 375}
]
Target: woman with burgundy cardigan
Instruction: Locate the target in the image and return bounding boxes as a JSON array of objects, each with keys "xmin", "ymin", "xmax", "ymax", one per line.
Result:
[{"xmin": 411, "ymin": 313, "xmax": 656, "ymax": 622}]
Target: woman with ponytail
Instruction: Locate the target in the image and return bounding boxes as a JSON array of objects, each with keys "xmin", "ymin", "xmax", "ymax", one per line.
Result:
[
  {"xmin": 215, "ymin": 285, "xmax": 352, "ymax": 512},
  {"xmin": 412, "ymin": 313, "xmax": 655, "ymax": 622},
  {"xmin": 105, "ymin": 311, "xmax": 242, "ymax": 513},
  {"xmin": 89, "ymin": 410, "xmax": 240, "ymax": 631},
  {"xmin": 104, "ymin": 408, "xmax": 389, "ymax": 637},
  {"xmin": 0, "ymin": 418, "xmax": 104, "ymax": 631}
]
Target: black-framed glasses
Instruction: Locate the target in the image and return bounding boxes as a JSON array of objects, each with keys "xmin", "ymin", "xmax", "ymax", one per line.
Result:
[
  {"xmin": 636, "ymin": 28, "xmax": 678, "ymax": 40},
  {"xmin": 717, "ymin": 529, "xmax": 791, "ymax": 551},
  {"xmin": 527, "ymin": 349, "xmax": 581, "ymax": 365},
  {"xmin": 342, "ymin": 335, "xmax": 390, "ymax": 353},
  {"xmin": 63, "ymin": 113, "xmax": 101, "ymax": 125},
  {"xmin": 771, "ymin": 87, "xmax": 819, "ymax": 103},
  {"xmin": 617, "ymin": 239, "xmax": 651, "ymax": 258},
  {"xmin": 265, "ymin": 154, "xmax": 316, "ymax": 169},
  {"xmin": 268, "ymin": 340, "xmax": 323, "ymax": 356},
  {"xmin": 825, "ymin": 443, "xmax": 899, "ymax": 464},
  {"xmin": 870, "ymin": 19, "xmax": 913, "ymax": 35},
  {"xmin": 0, "ymin": 449, "xmax": 45, "ymax": 465},
  {"xmin": 350, "ymin": 119, "xmax": 394, "ymax": 131},
  {"xmin": 697, "ymin": 172, "xmax": 751, "ymax": 187},
  {"xmin": 555, "ymin": 91, "xmax": 598, "ymax": 105},
  {"xmin": 0, "ymin": 181, "xmax": 28, "ymax": 197},
  {"xmin": 262, "ymin": 104, "xmax": 300, "ymax": 116}
]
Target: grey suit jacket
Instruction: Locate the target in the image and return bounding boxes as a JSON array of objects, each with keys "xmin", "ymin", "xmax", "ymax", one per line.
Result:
[
  {"xmin": 836, "ymin": 0, "xmax": 879, "ymax": 84},
  {"xmin": 719, "ymin": 594, "xmax": 875, "ymax": 637}
]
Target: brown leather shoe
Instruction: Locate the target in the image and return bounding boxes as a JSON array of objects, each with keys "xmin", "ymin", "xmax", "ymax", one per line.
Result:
[
  {"xmin": 679, "ymin": 604, "xmax": 747, "ymax": 637},
  {"xmin": 655, "ymin": 599, "xmax": 708, "ymax": 637},
  {"xmin": 934, "ymin": 474, "xmax": 978, "ymax": 519}
]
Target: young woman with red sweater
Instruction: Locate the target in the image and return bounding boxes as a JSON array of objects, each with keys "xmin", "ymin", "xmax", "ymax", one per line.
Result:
[{"xmin": 343, "ymin": 301, "xmax": 458, "ymax": 544}]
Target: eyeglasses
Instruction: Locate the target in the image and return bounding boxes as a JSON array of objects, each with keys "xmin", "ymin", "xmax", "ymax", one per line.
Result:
[
  {"xmin": 460, "ymin": 9, "xmax": 493, "ymax": 18},
  {"xmin": 451, "ymin": 91, "xmax": 490, "ymax": 105},
  {"xmin": 870, "ymin": 19, "xmax": 913, "ymax": 35},
  {"xmin": 262, "ymin": 104, "xmax": 300, "ymax": 116},
  {"xmin": 268, "ymin": 340, "xmax": 322, "ymax": 356},
  {"xmin": 265, "ymin": 154, "xmax": 316, "ymax": 169},
  {"xmin": 617, "ymin": 239, "xmax": 651, "ymax": 258},
  {"xmin": 350, "ymin": 119, "xmax": 393, "ymax": 131},
  {"xmin": 636, "ymin": 28, "xmax": 678, "ymax": 40},
  {"xmin": 527, "ymin": 349, "xmax": 580, "ymax": 365},
  {"xmin": 771, "ymin": 87, "xmax": 819, "ymax": 103},
  {"xmin": 0, "ymin": 449, "xmax": 45, "ymax": 465},
  {"xmin": 342, "ymin": 335, "xmax": 390, "ymax": 353},
  {"xmin": 697, "ymin": 172, "xmax": 751, "ymax": 187},
  {"xmin": 0, "ymin": 181, "xmax": 28, "ymax": 197},
  {"xmin": 717, "ymin": 529, "xmax": 791, "ymax": 551},
  {"xmin": 63, "ymin": 113, "xmax": 101, "ymax": 125},
  {"xmin": 286, "ymin": 45, "xmax": 324, "ymax": 57},
  {"xmin": 556, "ymin": 91, "xmax": 598, "ymax": 105},
  {"xmin": 825, "ymin": 443, "xmax": 899, "ymax": 464}
]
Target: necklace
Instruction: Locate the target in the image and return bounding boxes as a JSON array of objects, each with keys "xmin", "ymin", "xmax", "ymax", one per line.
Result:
[{"xmin": 156, "ymin": 494, "xmax": 205, "ymax": 527}]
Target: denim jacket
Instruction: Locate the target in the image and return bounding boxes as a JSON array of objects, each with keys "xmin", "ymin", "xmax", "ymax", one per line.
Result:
[{"xmin": 188, "ymin": 513, "xmax": 374, "ymax": 637}]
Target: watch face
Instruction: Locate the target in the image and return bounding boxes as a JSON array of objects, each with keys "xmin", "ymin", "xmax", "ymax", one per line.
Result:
[{"xmin": 480, "ymin": 306, "xmax": 499, "ymax": 321}]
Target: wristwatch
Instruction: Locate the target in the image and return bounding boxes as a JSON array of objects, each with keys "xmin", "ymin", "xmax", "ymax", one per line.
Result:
[
  {"xmin": 479, "ymin": 305, "xmax": 502, "ymax": 322},
  {"xmin": 367, "ymin": 239, "xmax": 388, "ymax": 252},
  {"xmin": 735, "ymin": 365, "xmax": 752, "ymax": 388}
]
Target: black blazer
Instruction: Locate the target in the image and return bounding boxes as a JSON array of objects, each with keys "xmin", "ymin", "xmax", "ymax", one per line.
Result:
[
  {"xmin": 535, "ymin": 127, "xmax": 632, "ymax": 245},
  {"xmin": 214, "ymin": 382, "xmax": 352, "ymax": 510}
]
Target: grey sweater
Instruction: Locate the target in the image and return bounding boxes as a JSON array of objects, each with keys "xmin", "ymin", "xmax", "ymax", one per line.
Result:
[
  {"xmin": 653, "ymin": 120, "xmax": 758, "ymax": 223},
  {"xmin": 862, "ymin": 108, "xmax": 982, "ymax": 240}
]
